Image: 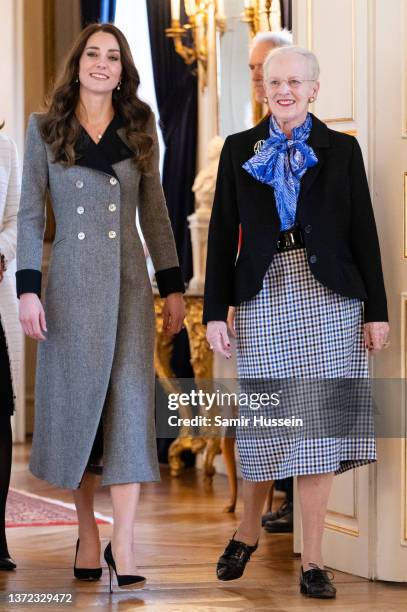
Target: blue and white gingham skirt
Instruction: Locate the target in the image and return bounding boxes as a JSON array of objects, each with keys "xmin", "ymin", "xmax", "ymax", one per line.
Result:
[{"xmin": 234, "ymin": 247, "xmax": 376, "ymax": 481}]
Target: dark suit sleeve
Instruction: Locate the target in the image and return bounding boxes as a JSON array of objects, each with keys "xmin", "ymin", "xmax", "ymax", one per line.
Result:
[
  {"xmin": 203, "ymin": 137, "xmax": 240, "ymax": 324},
  {"xmin": 349, "ymin": 138, "xmax": 388, "ymax": 322}
]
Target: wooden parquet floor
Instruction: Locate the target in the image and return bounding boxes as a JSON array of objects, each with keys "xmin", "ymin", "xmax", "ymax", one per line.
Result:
[{"xmin": 1, "ymin": 443, "xmax": 406, "ymax": 611}]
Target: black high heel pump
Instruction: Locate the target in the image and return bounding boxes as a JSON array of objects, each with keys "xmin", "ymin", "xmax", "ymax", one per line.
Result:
[
  {"xmin": 104, "ymin": 542, "xmax": 146, "ymax": 593},
  {"xmin": 73, "ymin": 539, "xmax": 102, "ymax": 581},
  {"xmin": 0, "ymin": 556, "xmax": 16, "ymax": 571}
]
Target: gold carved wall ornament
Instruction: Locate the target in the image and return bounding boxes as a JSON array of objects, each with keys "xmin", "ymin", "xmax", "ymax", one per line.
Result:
[
  {"xmin": 165, "ymin": 0, "xmax": 226, "ymax": 89},
  {"xmin": 241, "ymin": 0, "xmax": 282, "ymax": 36}
]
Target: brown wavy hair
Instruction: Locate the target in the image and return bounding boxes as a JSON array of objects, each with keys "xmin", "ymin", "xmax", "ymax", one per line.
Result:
[{"xmin": 40, "ymin": 23, "xmax": 153, "ymax": 173}]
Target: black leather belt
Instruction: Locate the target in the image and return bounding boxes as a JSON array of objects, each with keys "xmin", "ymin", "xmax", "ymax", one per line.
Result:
[{"xmin": 276, "ymin": 226, "xmax": 305, "ymax": 252}]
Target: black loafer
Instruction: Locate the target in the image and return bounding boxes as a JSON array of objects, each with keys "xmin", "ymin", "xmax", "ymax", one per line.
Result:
[
  {"xmin": 262, "ymin": 500, "xmax": 292, "ymax": 526},
  {"xmin": 0, "ymin": 556, "xmax": 17, "ymax": 571},
  {"xmin": 300, "ymin": 563, "xmax": 336, "ymax": 598},
  {"xmin": 263, "ymin": 508, "xmax": 293, "ymax": 533},
  {"xmin": 216, "ymin": 534, "xmax": 258, "ymax": 581}
]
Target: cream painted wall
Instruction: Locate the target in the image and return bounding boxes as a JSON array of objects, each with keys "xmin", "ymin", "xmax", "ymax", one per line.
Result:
[
  {"xmin": 23, "ymin": 0, "xmax": 46, "ymax": 119},
  {"xmin": 0, "ymin": 0, "xmax": 24, "ymax": 157},
  {"xmin": 54, "ymin": 0, "xmax": 81, "ymax": 72}
]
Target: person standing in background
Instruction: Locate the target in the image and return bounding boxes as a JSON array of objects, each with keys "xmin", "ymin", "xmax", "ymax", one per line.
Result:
[
  {"xmin": 248, "ymin": 30, "xmax": 292, "ymax": 105},
  {"xmin": 0, "ymin": 121, "xmax": 22, "ymax": 571}
]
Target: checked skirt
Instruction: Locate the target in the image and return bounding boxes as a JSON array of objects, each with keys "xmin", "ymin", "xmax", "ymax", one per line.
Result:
[{"xmin": 234, "ymin": 247, "xmax": 376, "ymax": 481}]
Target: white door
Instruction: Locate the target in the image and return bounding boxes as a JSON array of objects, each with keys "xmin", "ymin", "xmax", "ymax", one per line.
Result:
[{"xmin": 292, "ymin": 0, "xmax": 407, "ymax": 580}]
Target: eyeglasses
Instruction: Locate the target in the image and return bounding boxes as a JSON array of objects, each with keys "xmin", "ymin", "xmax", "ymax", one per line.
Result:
[{"xmin": 267, "ymin": 79, "xmax": 315, "ymax": 89}]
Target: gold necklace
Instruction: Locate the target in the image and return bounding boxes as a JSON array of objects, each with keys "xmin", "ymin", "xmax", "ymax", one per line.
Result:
[{"xmin": 81, "ymin": 115, "xmax": 113, "ymax": 142}]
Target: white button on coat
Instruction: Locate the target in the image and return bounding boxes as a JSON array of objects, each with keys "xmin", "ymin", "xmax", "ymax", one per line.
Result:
[
  {"xmin": 16, "ymin": 111, "xmax": 183, "ymax": 490},
  {"xmin": 76, "ymin": 180, "xmax": 84, "ymax": 189},
  {"xmin": 78, "ymin": 232, "xmax": 85, "ymax": 240},
  {"xmin": 110, "ymin": 177, "xmax": 117, "ymax": 185},
  {"xmin": 108, "ymin": 230, "xmax": 117, "ymax": 239},
  {"xmin": 108, "ymin": 203, "xmax": 117, "ymax": 212},
  {"xmin": 77, "ymin": 206, "xmax": 84, "ymax": 214}
]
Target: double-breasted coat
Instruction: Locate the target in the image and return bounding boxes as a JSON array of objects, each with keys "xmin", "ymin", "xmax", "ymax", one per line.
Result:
[{"xmin": 16, "ymin": 113, "xmax": 184, "ymax": 489}]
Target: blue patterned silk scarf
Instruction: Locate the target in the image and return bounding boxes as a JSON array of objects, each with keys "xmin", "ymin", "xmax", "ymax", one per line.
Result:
[{"xmin": 242, "ymin": 113, "xmax": 318, "ymax": 230}]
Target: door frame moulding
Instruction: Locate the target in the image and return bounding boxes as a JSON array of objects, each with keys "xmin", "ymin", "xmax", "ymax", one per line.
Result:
[{"xmin": 306, "ymin": 0, "xmax": 356, "ymax": 124}]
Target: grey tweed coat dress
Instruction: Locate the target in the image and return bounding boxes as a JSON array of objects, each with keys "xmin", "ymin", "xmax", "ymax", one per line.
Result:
[{"xmin": 16, "ymin": 112, "xmax": 184, "ymax": 489}]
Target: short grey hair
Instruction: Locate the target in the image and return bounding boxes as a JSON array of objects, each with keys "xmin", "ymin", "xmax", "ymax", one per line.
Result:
[
  {"xmin": 250, "ymin": 29, "xmax": 293, "ymax": 51},
  {"xmin": 263, "ymin": 45, "xmax": 320, "ymax": 81}
]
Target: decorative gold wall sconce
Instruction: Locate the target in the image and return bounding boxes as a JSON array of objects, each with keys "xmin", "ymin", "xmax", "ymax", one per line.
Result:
[
  {"xmin": 241, "ymin": 0, "xmax": 282, "ymax": 37},
  {"xmin": 165, "ymin": 1, "xmax": 226, "ymax": 88}
]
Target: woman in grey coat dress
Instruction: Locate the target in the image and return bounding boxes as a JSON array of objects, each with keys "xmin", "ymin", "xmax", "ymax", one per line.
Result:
[{"xmin": 16, "ymin": 23, "xmax": 185, "ymax": 589}]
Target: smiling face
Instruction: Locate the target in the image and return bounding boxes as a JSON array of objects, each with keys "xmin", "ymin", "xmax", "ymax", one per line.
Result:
[
  {"xmin": 78, "ymin": 31, "xmax": 122, "ymax": 95},
  {"xmin": 264, "ymin": 52, "xmax": 319, "ymax": 133}
]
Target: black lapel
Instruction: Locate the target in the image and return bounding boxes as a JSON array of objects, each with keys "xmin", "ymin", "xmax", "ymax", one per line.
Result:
[
  {"xmin": 247, "ymin": 115, "xmax": 270, "ymax": 154},
  {"xmin": 296, "ymin": 113, "xmax": 331, "ymax": 207},
  {"xmin": 75, "ymin": 115, "xmax": 134, "ymax": 179},
  {"xmin": 240, "ymin": 115, "xmax": 280, "ymax": 226}
]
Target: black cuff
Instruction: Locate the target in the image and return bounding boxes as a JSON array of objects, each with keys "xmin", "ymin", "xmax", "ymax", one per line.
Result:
[
  {"xmin": 155, "ymin": 266, "xmax": 185, "ymax": 297},
  {"xmin": 202, "ymin": 303, "xmax": 229, "ymax": 325},
  {"xmin": 16, "ymin": 269, "xmax": 42, "ymax": 299},
  {"xmin": 363, "ymin": 300, "xmax": 389, "ymax": 323}
]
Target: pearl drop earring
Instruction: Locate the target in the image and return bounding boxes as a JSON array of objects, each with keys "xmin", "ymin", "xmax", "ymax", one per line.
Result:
[
  {"xmin": 117, "ymin": 80, "xmax": 122, "ymax": 91},
  {"xmin": 309, "ymin": 96, "xmax": 315, "ymax": 103}
]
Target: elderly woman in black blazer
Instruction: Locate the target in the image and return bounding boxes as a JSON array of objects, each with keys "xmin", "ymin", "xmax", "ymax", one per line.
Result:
[{"xmin": 203, "ymin": 46, "xmax": 389, "ymax": 599}]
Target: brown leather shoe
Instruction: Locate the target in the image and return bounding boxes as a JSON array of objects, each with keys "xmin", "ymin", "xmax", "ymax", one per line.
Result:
[{"xmin": 262, "ymin": 500, "xmax": 292, "ymax": 526}]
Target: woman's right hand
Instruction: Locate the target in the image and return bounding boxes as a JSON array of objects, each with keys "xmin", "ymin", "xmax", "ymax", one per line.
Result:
[
  {"xmin": 206, "ymin": 321, "xmax": 231, "ymax": 359},
  {"xmin": 227, "ymin": 306, "xmax": 236, "ymax": 337},
  {"xmin": 19, "ymin": 293, "xmax": 47, "ymax": 341}
]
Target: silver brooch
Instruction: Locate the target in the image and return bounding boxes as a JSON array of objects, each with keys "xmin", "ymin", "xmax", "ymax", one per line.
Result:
[{"xmin": 254, "ymin": 139, "xmax": 265, "ymax": 154}]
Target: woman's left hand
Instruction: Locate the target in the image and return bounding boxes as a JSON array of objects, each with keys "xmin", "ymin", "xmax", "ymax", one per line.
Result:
[
  {"xmin": 363, "ymin": 322, "xmax": 390, "ymax": 353},
  {"xmin": 162, "ymin": 292, "xmax": 185, "ymax": 335}
]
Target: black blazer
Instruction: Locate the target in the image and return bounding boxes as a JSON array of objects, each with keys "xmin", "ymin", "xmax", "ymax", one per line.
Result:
[{"xmin": 203, "ymin": 113, "xmax": 388, "ymax": 324}]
